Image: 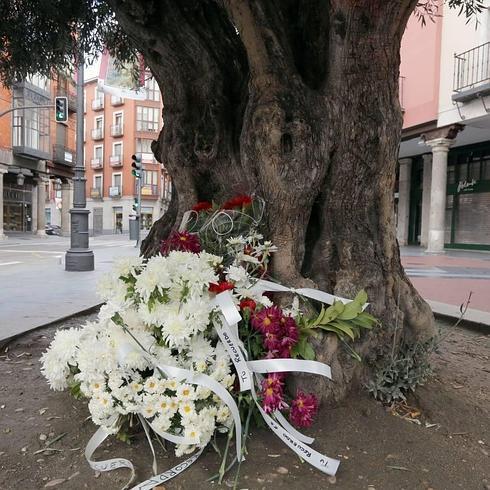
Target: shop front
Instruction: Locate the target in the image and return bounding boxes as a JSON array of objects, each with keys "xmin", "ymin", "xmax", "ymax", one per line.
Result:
[
  {"xmin": 444, "ymin": 143, "xmax": 490, "ymax": 250},
  {"xmin": 3, "ymin": 174, "xmax": 34, "ymax": 233}
]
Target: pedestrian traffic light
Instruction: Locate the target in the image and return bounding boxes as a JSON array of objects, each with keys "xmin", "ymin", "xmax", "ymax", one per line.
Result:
[
  {"xmin": 131, "ymin": 154, "xmax": 142, "ymax": 178},
  {"xmin": 132, "ymin": 197, "xmax": 139, "ymax": 213},
  {"xmin": 55, "ymin": 96, "xmax": 68, "ymax": 123}
]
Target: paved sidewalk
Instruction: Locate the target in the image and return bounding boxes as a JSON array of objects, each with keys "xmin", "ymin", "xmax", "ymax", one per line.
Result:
[
  {"xmin": 401, "ymin": 246, "xmax": 490, "ymax": 326},
  {"xmin": 0, "ymin": 234, "xmax": 141, "ymax": 341},
  {"xmin": 1, "ymin": 238, "xmax": 488, "ymax": 342}
]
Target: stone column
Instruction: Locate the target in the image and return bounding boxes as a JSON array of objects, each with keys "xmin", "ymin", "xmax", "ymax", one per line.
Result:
[
  {"xmin": 396, "ymin": 158, "xmax": 412, "ymax": 246},
  {"xmin": 426, "ymin": 138, "xmax": 452, "ymax": 254},
  {"xmin": 35, "ymin": 177, "xmax": 47, "ymax": 236},
  {"xmin": 31, "ymin": 183, "xmax": 38, "ymax": 234},
  {"xmin": 61, "ymin": 182, "xmax": 72, "ymax": 236},
  {"xmin": 420, "ymin": 153, "xmax": 432, "ymax": 247},
  {"xmin": 0, "ymin": 167, "xmax": 7, "ymax": 240}
]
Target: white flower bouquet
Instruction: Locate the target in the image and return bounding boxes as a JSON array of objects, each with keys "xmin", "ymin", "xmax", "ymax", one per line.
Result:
[{"xmin": 41, "ymin": 195, "xmax": 377, "ymax": 488}]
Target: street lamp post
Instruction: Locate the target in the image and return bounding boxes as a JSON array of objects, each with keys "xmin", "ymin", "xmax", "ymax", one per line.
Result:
[{"xmin": 65, "ymin": 53, "xmax": 94, "ymax": 271}]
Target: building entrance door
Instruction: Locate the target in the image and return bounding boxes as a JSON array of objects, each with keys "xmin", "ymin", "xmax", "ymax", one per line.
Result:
[{"xmin": 93, "ymin": 207, "xmax": 103, "ymax": 235}]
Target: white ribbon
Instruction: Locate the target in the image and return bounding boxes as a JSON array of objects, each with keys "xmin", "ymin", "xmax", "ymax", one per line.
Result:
[
  {"xmin": 85, "ymin": 418, "xmax": 136, "ymax": 489},
  {"xmin": 249, "ymin": 278, "xmax": 368, "ymax": 309},
  {"xmin": 130, "ymin": 448, "xmax": 204, "ymax": 490}
]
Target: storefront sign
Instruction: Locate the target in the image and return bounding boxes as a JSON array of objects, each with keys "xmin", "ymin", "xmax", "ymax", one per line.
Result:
[{"xmin": 457, "ymin": 179, "xmax": 477, "ymax": 193}]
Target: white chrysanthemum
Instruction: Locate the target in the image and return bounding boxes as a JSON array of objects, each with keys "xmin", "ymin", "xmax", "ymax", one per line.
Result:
[
  {"xmin": 179, "ymin": 400, "xmax": 196, "ymax": 419},
  {"xmin": 96, "ymin": 273, "xmax": 128, "ymax": 305},
  {"xmin": 152, "ymin": 412, "xmax": 172, "ymax": 433},
  {"xmin": 176, "ymin": 384, "xmax": 196, "ymax": 402},
  {"xmin": 225, "ymin": 265, "xmax": 250, "ymax": 287},
  {"xmin": 187, "ymin": 334, "xmax": 214, "ymax": 365},
  {"xmin": 216, "ymin": 405, "xmax": 231, "ymax": 424},
  {"xmin": 144, "ymin": 376, "xmax": 160, "ymax": 393},
  {"xmin": 40, "ymin": 328, "xmax": 82, "ymax": 390},
  {"xmin": 160, "ymin": 309, "xmax": 191, "ymax": 347},
  {"xmin": 175, "ymin": 444, "xmax": 196, "ymax": 458},
  {"xmin": 112, "ymin": 256, "xmax": 144, "ymax": 277}
]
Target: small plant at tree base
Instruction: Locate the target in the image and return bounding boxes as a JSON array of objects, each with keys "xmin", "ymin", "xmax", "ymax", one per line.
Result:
[{"xmin": 366, "ymin": 337, "xmax": 437, "ymax": 404}]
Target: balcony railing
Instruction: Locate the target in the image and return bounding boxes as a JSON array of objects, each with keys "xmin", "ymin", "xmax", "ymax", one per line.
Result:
[
  {"xmin": 453, "ymin": 42, "xmax": 490, "ymax": 102},
  {"xmin": 91, "ymin": 158, "xmax": 103, "ymax": 169},
  {"xmin": 90, "ymin": 187, "xmax": 103, "ymax": 199},
  {"xmin": 139, "ymin": 183, "xmax": 159, "ymax": 197},
  {"xmin": 109, "ymin": 185, "xmax": 122, "ymax": 198},
  {"xmin": 92, "ymin": 98, "xmax": 104, "ymax": 111},
  {"xmin": 136, "ymin": 122, "xmax": 159, "ymax": 133},
  {"xmin": 53, "ymin": 145, "xmax": 75, "ymax": 166},
  {"xmin": 111, "ymin": 124, "xmax": 123, "ymax": 137},
  {"xmin": 111, "ymin": 95, "xmax": 124, "ymax": 106},
  {"xmin": 110, "ymin": 155, "xmax": 123, "ymax": 167},
  {"xmin": 91, "ymin": 127, "xmax": 104, "ymax": 140}
]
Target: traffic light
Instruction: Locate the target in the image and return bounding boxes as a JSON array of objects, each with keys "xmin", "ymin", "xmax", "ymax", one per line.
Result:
[
  {"xmin": 55, "ymin": 96, "xmax": 68, "ymax": 123},
  {"xmin": 131, "ymin": 153, "xmax": 142, "ymax": 178},
  {"xmin": 132, "ymin": 197, "xmax": 139, "ymax": 214}
]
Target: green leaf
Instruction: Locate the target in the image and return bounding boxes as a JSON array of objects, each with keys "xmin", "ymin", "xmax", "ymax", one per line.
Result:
[
  {"xmin": 354, "ymin": 289, "xmax": 368, "ymax": 306},
  {"xmin": 302, "ymin": 341, "xmax": 315, "ymax": 360},
  {"xmin": 329, "ymin": 319, "xmax": 356, "ymax": 340},
  {"xmin": 318, "ymin": 304, "xmax": 341, "ymax": 324},
  {"xmin": 316, "ymin": 323, "xmax": 347, "ymax": 338},
  {"xmin": 337, "ymin": 300, "xmax": 362, "ymax": 320}
]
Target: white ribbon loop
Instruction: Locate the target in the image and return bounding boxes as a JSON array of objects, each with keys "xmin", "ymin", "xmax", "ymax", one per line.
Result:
[
  {"xmin": 154, "ymin": 363, "xmax": 244, "ymax": 463},
  {"xmin": 247, "ymin": 358, "xmax": 332, "ymax": 379},
  {"xmin": 85, "ymin": 422, "xmax": 136, "ymax": 489},
  {"xmin": 249, "ymin": 279, "xmax": 366, "ymax": 308},
  {"xmin": 130, "ymin": 448, "xmax": 204, "ymax": 490}
]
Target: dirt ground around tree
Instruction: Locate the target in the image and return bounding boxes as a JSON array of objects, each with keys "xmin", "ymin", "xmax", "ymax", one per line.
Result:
[{"xmin": 0, "ymin": 313, "xmax": 488, "ymax": 490}]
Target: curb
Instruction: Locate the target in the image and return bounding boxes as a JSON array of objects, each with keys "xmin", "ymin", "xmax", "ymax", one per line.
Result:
[
  {"xmin": 0, "ymin": 303, "xmax": 103, "ymax": 349},
  {"xmin": 429, "ymin": 300, "xmax": 490, "ymax": 332}
]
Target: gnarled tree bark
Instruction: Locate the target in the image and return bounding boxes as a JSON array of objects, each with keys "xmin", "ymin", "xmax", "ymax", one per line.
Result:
[{"xmin": 109, "ymin": 0, "xmax": 435, "ymax": 403}]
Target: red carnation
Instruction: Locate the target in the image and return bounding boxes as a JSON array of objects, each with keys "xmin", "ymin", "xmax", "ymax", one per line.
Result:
[
  {"xmin": 239, "ymin": 298, "xmax": 257, "ymax": 312},
  {"xmin": 222, "ymin": 195, "xmax": 253, "ymax": 210},
  {"xmin": 192, "ymin": 201, "xmax": 213, "ymax": 212},
  {"xmin": 208, "ymin": 281, "xmax": 235, "ymax": 294},
  {"xmin": 160, "ymin": 230, "xmax": 201, "ymax": 255}
]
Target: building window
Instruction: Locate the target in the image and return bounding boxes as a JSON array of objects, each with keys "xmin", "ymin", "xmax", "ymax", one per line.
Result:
[
  {"xmin": 113, "ymin": 142, "xmax": 123, "ymax": 157},
  {"xmin": 136, "ymin": 106, "xmax": 159, "ymax": 132},
  {"xmin": 136, "ymin": 138, "xmax": 153, "ymax": 154},
  {"xmin": 145, "ymin": 170, "xmax": 158, "ymax": 186},
  {"xmin": 113, "ymin": 173, "xmax": 122, "ymax": 189},
  {"xmin": 94, "ymin": 175, "xmax": 102, "ymax": 190},
  {"xmin": 95, "ymin": 86, "xmax": 104, "ymax": 102},
  {"xmin": 95, "ymin": 116, "xmax": 103, "ymax": 129},
  {"xmin": 145, "ymin": 77, "xmax": 160, "ymax": 101},
  {"xmin": 94, "ymin": 145, "xmax": 103, "ymax": 160},
  {"xmin": 114, "ymin": 112, "xmax": 123, "ymax": 127},
  {"xmin": 12, "ymin": 101, "xmax": 50, "ymax": 153},
  {"xmin": 45, "ymin": 208, "xmax": 51, "ymax": 225}
]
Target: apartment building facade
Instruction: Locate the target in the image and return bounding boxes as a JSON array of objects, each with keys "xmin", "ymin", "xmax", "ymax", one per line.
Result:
[
  {"xmin": 0, "ymin": 73, "xmax": 76, "ymax": 237},
  {"xmin": 398, "ymin": 2, "xmax": 490, "ymax": 251},
  {"xmin": 84, "ymin": 76, "xmax": 171, "ymax": 234}
]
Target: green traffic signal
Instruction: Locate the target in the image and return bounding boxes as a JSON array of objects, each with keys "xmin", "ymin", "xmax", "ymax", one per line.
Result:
[{"xmin": 55, "ymin": 96, "xmax": 68, "ymax": 123}]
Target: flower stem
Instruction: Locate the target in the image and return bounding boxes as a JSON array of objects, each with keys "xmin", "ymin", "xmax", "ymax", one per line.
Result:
[
  {"xmin": 232, "ymin": 402, "xmax": 254, "ymax": 489},
  {"xmin": 218, "ymin": 425, "xmax": 234, "ymax": 484}
]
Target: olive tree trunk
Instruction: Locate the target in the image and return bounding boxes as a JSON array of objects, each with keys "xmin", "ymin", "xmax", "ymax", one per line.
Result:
[{"xmin": 109, "ymin": 0, "xmax": 434, "ymax": 402}]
